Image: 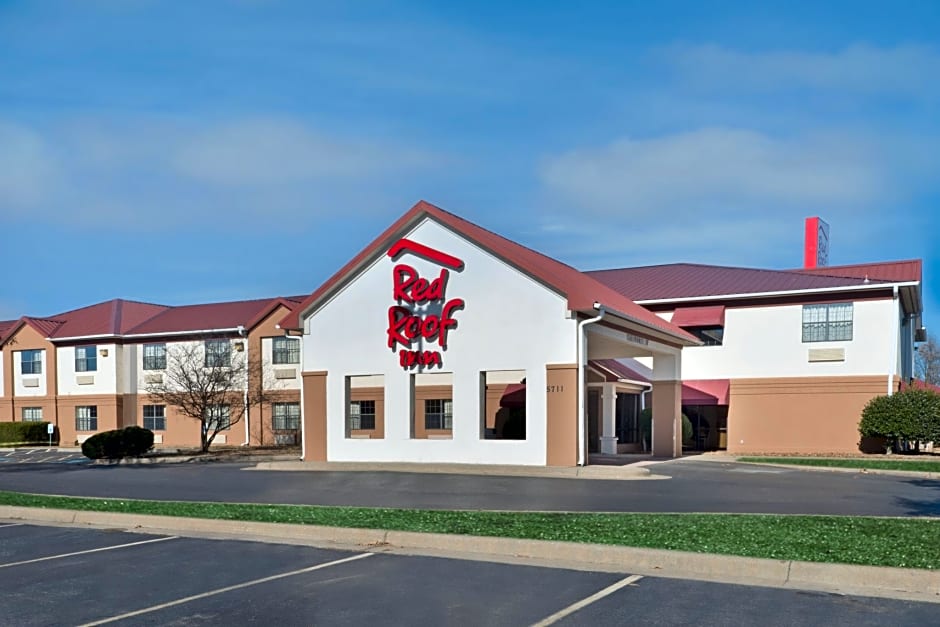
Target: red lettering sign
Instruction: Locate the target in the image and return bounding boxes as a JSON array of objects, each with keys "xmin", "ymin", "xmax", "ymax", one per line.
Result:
[{"xmin": 386, "ymin": 241, "xmax": 465, "ymax": 369}]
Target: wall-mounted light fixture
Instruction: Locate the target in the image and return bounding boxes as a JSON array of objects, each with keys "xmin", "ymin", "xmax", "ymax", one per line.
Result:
[{"xmin": 99, "ymin": 348, "xmax": 109, "ymax": 357}]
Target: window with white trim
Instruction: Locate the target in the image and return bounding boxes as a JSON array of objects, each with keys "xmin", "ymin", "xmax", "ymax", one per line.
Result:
[
  {"xmin": 22, "ymin": 407, "xmax": 43, "ymax": 422},
  {"xmin": 802, "ymin": 303, "xmax": 853, "ymax": 342},
  {"xmin": 75, "ymin": 406, "xmax": 98, "ymax": 431},
  {"xmin": 272, "ymin": 402, "xmax": 300, "ymax": 430},
  {"xmin": 424, "ymin": 399, "xmax": 453, "ymax": 430},
  {"xmin": 75, "ymin": 345, "xmax": 97, "ymax": 372},
  {"xmin": 205, "ymin": 404, "xmax": 231, "ymax": 431},
  {"xmin": 143, "ymin": 405, "xmax": 166, "ymax": 431},
  {"xmin": 272, "ymin": 337, "xmax": 300, "ymax": 364},
  {"xmin": 20, "ymin": 350, "xmax": 42, "ymax": 375},
  {"xmin": 204, "ymin": 340, "xmax": 231, "ymax": 367},
  {"xmin": 143, "ymin": 343, "xmax": 167, "ymax": 370}
]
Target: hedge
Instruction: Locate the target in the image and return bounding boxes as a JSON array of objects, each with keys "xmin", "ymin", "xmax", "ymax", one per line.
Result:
[
  {"xmin": 81, "ymin": 426, "xmax": 154, "ymax": 460},
  {"xmin": 0, "ymin": 422, "xmax": 57, "ymax": 445},
  {"xmin": 859, "ymin": 388, "xmax": 940, "ymax": 452}
]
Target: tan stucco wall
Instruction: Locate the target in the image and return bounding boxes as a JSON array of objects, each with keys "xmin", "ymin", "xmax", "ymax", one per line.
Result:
[
  {"xmin": 727, "ymin": 375, "xmax": 898, "ymax": 454},
  {"xmin": 651, "ymin": 380, "xmax": 682, "ymax": 458}
]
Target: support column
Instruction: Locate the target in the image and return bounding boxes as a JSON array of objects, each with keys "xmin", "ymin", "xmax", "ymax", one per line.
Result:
[
  {"xmin": 600, "ymin": 382, "xmax": 618, "ymax": 454},
  {"xmin": 546, "ymin": 364, "xmax": 578, "ymax": 466},
  {"xmin": 651, "ymin": 352, "xmax": 683, "ymax": 458},
  {"xmin": 301, "ymin": 371, "xmax": 328, "ymax": 462}
]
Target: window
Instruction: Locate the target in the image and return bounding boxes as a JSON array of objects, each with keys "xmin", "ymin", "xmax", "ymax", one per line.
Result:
[
  {"xmin": 75, "ymin": 345, "xmax": 98, "ymax": 372},
  {"xmin": 689, "ymin": 327, "xmax": 724, "ymax": 346},
  {"xmin": 481, "ymin": 370, "xmax": 527, "ymax": 440},
  {"xmin": 22, "ymin": 407, "xmax": 43, "ymax": 422},
  {"xmin": 272, "ymin": 402, "xmax": 301, "ymax": 430},
  {"xmin": 75, "ymin": 406, "xmax": 97, "ymax": 431},
  {"xmin": 143, "ymin": 405, "xmax": 166, "ymax": 431},
  {"xmin": 143, "ymin": 343, "xmax": 167, "ymax": 370},
  {"xmin": 803, "ymin": 303, "xmax": 853, "ymax": 342},
  {"xmin": 349, "ymin": 400, "xmax": 376, "ymax": 430},
  {"xmin": 205, "ymin": 404, "xmax": 231, "ymax": 431},
  {"xmin": 272, "ymin": 337, "xmax": 300, "ymax": 365},
  {"xmin": 204, "ymin": 339, "xmax": 231, "ymax": 367},
  {"xmin": 20, "ymin": 350, "xmax": 42, "ymax": 375},
  {"xmin": 424, "ymin": 399, "xmax": 453, "ymax": 430}
]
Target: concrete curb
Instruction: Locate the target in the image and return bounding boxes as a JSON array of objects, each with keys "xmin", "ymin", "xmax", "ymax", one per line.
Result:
[
  {"xmin": 2, "ymin": 506, "xmax": 938, "ymax": 603},
  {"xmin": 737, "ymin": 461, "xmax": 940, "ymax": 480},
  {"xmin": 249, "ymin": 460, "xmax": 658, "ymax": 480},
  {"xmin": 93, "ymin": 454, "xmax": 300, "ymax": 466}
]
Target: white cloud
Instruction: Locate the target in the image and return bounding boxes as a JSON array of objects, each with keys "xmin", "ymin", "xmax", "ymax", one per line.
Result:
[
  {"xmin": 0, "ymin": 116, "xmax": 440, "ymax": 229},
  {"xmin": 662, "ymin": 43, "xmax": 940, "ymax": 96}
]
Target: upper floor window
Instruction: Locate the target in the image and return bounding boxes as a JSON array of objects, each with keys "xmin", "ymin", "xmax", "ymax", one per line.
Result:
[
  {"xmin": 802, "ymin": 303, "xmax": 853, "ymax": 342},
  {"xmin": 425, "ymin": 398, "xmax": 453, "ymax": 430},
  {"xmin": 143, "ymin": 343, "xmax": 167, "ymax": 370},
  {"xmin": 75, "ymin": 345, "xmax": 97, "ymax": 372},
  {"xmin": 204, "ymin": 339, "xmax": 231, "ymax": 368},
  {"xmin": 272, "ymin": 337, "xmax": 300, "ymax": 364},
  {"xmin": 689, "ymin": 327, "xmax": 724, "ymax": 346},
  {"xmin": 20, "ymin": 350, "xmax": 42, "ymax": 375}
]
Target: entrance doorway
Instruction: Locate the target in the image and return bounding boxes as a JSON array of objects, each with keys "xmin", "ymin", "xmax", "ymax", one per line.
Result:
[{"xmin": 587, "ymin": 388, "xmax": 601, "ymax": 453}]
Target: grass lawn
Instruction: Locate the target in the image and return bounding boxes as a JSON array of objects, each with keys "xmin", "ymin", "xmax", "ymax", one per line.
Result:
[
  {"xmin": 1, "ymin": 490, "xmax": 939, "ymax": 570},
  {"xmin": 738, "ymin": 457, "xmax": 940, "ymax": 473}
]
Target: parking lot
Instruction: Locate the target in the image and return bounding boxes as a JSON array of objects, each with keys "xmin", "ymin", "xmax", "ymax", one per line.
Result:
[
  {"xmin": 0, "ymin": 522, "xmax": 935, "ymax": 626},
  {"xmin": 0, "ymin": 449, "xmax": 88, "ymax": 465}
]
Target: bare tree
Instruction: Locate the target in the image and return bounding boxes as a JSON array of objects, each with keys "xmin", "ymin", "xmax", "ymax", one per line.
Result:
[
  {"xmin": 145, "ymin": 339, "xmax": 268, "ymax": 452},
  {"xmin": 916, "ymin": 333, "xmax": 940, "ymax": 386}
]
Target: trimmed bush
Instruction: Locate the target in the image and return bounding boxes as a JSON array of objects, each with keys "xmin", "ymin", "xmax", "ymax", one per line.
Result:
[
  {"xmin": 859, "ymin": 388, "xmax": 940, "ymax": 452},
  {"xmin": 81, "ymin": 426, "xmax": 154, "ymax": 460},
  {"xmin": 0, "ymin": 422, "xmax": 57, "ymax": 445}
]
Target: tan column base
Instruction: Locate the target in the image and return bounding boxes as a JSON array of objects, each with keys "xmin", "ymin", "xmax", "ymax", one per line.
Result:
[
  {"xmin": 301, "ymin": 371, "xmax": 328, "ymax": 462},
  {"xmin": 651, "ymin": 380, "xmax": 682, "ymax": 458}
]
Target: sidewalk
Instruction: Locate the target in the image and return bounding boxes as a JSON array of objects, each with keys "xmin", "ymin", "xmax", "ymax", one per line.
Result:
[
  {"xmin": 3, "ymin": 505, "xmax": 938, "ymax": 604},
  {"xmin": 250, "ymin": 460, "xmax": 661, "ymax": 480}
]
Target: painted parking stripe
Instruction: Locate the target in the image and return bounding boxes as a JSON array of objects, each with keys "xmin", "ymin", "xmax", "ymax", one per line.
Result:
[
  {"xmin": 78, "ymin": 552, "xmax": 374, "ymax": 626},
  {"xmin": 530, "ymin": 574, "xmax": 644, "ymax": 627},
  {"xmin": 0, "ymin": 535, "xmax": 177, "ymax": 569}
]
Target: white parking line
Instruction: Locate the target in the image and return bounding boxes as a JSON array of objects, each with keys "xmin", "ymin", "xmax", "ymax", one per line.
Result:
[
  {"xmin": 0, "ymin": 523, "xmax": 25, "ymax": 529},
  {"xmin": 530, "ymin": 574, "xmax": 644, "ymax": 627},
  {"xmin": 0, "ymin": 535, "xmax": 178, "ymax": 569},
  {"xmin": 78, "ymin": 552, "xmax": 374, "ymax": 626}
]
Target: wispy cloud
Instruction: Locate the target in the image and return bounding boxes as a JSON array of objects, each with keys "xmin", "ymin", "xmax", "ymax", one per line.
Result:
[
  {"xmin": 661, "ymin": 43, "xmax": 940, "ymax": 97},
  {"xmin": 0, "ymin": 116, "xmax": 442, "ymax": 230}
]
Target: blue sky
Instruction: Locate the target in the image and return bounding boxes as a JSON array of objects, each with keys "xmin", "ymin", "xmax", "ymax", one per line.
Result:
[{"xmin": 1, "ymin": 0, "xmax": 937, "ymax": 328}]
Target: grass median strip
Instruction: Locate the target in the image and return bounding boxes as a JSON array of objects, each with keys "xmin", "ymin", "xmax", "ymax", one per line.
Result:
[
  {"xmin": 739, "ymin": 457, "xmax": 940, "ymax": 473},
  {"xmin": 1, "ymin": 490, "xmax": 938, "ymax": 570}
]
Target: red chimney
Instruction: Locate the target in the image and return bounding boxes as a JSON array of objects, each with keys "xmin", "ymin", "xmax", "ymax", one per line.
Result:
[{"xmin": 803, "ymin": 217, "xmax": 830, "ymax": 269}]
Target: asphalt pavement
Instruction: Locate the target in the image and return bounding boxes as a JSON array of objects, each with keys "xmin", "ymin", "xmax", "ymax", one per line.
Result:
[
  {"xmin": 0, "ymin": 523, "xmax": 934, "ymax": 626},
  {"xmin": 0, "ymin": 457, "xmax": 938, "ymax": 516}
]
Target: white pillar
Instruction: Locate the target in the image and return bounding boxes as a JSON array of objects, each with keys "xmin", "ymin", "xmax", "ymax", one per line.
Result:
[{"xmin": 600, "ymin": 382, "xmax": 618, "ymax": 454}]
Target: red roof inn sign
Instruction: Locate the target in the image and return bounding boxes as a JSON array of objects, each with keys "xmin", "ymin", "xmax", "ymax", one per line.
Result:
[{"xmin": 386, "ymin": 239, "xmax": 465, "ymax": 368}]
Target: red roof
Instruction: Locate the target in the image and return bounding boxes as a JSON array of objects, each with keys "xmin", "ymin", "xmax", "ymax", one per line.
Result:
[
  {"xmin": 589, "ymin": 359, "xmax": 729, "ymax": 405},
  {"xmin": 280, "ymin": 201, "xmax": 699, "ymax": 344},
  {"xmin": 589, "ymin": 359, "xmax": 651, "ymax": 383},
  {"xmin": 586, "ymin": 262, "xmax": 899, "ymax": 302},
  {"xmin": 125, "ymin": 297, "xmax": 297, "ymax": 336},
  {"xmin": 670, "ymin": 305, "xmax": 725, "ymax": 328},
  {"xmin": 45, "ymin": 299, "xmax": 169, "ymax": 339},
  {"xmin": 794, "ymin": 260, "xmax": 922, "ymax": 283}
]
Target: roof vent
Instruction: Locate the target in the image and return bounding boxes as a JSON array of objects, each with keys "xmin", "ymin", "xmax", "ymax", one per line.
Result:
[{"xmin": 863, "ymin": 275, "xmax": 870, "ymax": 284}]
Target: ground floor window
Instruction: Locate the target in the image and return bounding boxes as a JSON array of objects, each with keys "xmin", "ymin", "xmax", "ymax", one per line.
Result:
[
  {"xmin": 424, "ymin": 399, "xmax": 453, "ymax": 430},
  {"xmin": 683, "ymin": 404, "xmax": 729, "ymax": 451},
  {"xmin": 205, "ymin": 404, "xmax": 231, "ymax": 431},
  {"xmin": 346, "ymin": 374, "xmax": 384, "ymax": 438},
  {"xmin": 481, "ymin": 370, "xmax": 526, "ymax": 440},
  {"xmin": 76, "ymin": 406, "xmax": 97, "ymax": 431},
  {"xmin": 272, "ymin": 402, "xmax": 301, "ymax": 430},
  {"xmin": 143, "ymin": 405, "xmax": 166, "ymax": 431},
  {"xmin": 615, "ymin": 393, "xmax": 641, "ymax": 444},
  {"xmin": 21, "ymin": 407, "xmax": 43, "ymax": 422}
]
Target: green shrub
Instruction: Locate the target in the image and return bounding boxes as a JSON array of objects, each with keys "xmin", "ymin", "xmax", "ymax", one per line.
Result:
[
  {"xmin": 0, "ymin": 422, "xmax": 57, "ymax": 445},
  {"xmin": 639, "ymin": 408, "xmax": 693, "ymax": 448},
  {"xmin": 81, "ymin": 426, "xmax": 154, "ymax": 460},
  {"xmin": 859, "ymin": 388, "xmax": 940, "ymax": 452}
]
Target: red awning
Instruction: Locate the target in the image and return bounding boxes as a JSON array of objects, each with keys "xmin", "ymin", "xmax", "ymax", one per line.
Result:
[
  {"xmin": 671, "ymin": 305, "xmax": 725, "ymax": 328},
  {"xmin": 681, "ymin": 379, "xmax": 730, "ymax": 406},
  {"xmin": 500, "ymin": 383, "xmax": 526, "ymax": 408}
]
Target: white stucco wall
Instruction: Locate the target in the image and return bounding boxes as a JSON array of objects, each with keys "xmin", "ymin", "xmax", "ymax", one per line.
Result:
[
  {"xmin": 659, "ymin": 298, "xmax": 900, "ymax": 380},
  {"xmin": 57, "ymin": 344, "xmax": 119, "ymax": 395},
  {"xmin": 13, "ymin": 349, "xmax": 47, "ymax": 397},
  {"xmin": 133, "ymin": 339, "xmax": 248, "ymax": 393},
  {"xmin": 260, "ymin": 337, "xmax": 301, "ymax": 390},
  {"xmin": 303, "ymin": 217, "xmax": 578, "ymax": 465}
]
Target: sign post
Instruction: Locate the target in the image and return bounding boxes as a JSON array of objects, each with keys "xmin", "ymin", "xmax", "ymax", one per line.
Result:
[{"xmin": 47, "ymin": 422, "xmax": 54, "ymax": 447}]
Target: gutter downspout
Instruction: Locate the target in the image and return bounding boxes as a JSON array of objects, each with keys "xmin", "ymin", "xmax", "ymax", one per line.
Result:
[
  {"xmin": 888, "ymin": 286, "xmax": 900, "ymax": 396},
  {"xmin": 577, "ymin": 304, "xmax": 606, "ymax": 466},
  {"xmin": 238, "ymin": 325, "xmax": 250, "ymax": 446},
  {"xmin": 286, "ymin": 330, "xmax": 306, "ymax": 461}
]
